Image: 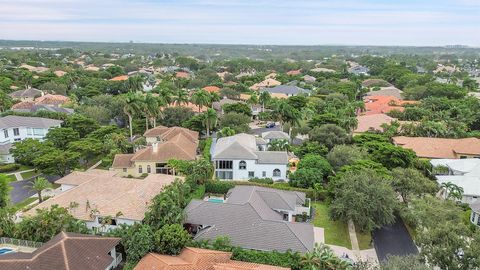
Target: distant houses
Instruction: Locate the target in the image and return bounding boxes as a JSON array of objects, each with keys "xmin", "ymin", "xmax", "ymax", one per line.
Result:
[
  {"xmin": 0, "ymin": 115, "xmax": 63, "ymax": 163},
  {"xmin": 261, "ymin": 85, "xmax": 310, "ymax": 98},
  {"xmin": 393, "ymin": 136, "xmax": 480, "ymax": 159},
  {"xmin": 11, "ymin": 92, "xmax": 73, "ymax": 114},
  {"xmin": 185, "ymin": 185, "xmax": 314, "ymax": 253},
  {"xmin": 212, "ymin": 133, "xmax": 288, "ymax": 181}
]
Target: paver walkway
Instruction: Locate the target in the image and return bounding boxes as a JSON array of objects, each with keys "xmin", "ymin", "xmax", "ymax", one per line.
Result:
[
  {"xmin": 6, "ymin": 169, "xmax": 35, "ymax": 181},
  {"xmin": 348, "ymin": 219, "xmax": 360, "ymax": 251}
]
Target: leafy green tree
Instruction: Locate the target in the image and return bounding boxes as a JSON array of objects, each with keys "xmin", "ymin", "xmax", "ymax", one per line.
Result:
[
  {"xmin": 15, "ymin": 205, "xmax": 88, "ymax": 242},
  {"xmin": 154, "ymin": 224, "xmax": 191, "ymax": 255},
  {"xmin": 330, "ymin": 168, "xmax": 398, "ymax": 232},
  {"xmin": 68, "ymin": 138, "xmax": 104, "ymax": 165},
  {"xmin": 33, "ymin": 149, "xmax": 80, "ymax": 177},
  {"xmin": 0, "ymin": 208, "xmax": 16, "ymax": 237},
  {"xmin": 65, "ymin": 114, "xmax": 100, "ymax": 138},
  {"xmin": 287, "ymin": 95, "xmax": 308, "ymax": 111},
  {"xmin": 0, "ymin": 174, "xmax": 11, "ymax": 208},
  {"xmin": 309, "ymin": 124, "xmax": 349, "ymax": 150},
  {"xmin": 0, "ymin": 90, "xmax": 13, "ymax": 112},
  {"xmin": 45, "ymin": 127, "xmax": 80, "ymax": 149},
  {"xmin": 292, "ymin": 141, "xmax": 328, "ymax": 158},
  {"xmin": 268, "ymin": 139, "xmax": 290, "ymax": 151},
  {"xmin": 122, "ymin": 224, "xmax": 155, "ymax": 263},
  {"xmin": 289, "ymin": 154, "xmax": 332, "ymax": 188},
  {"xmin": 219, "ymin": 112, "xmax": 250, "ymax": 134},
  {"xmin": 218, "ymin": 127, "xmax": 236, "ymax": 138},
  {"xmin": 125, "ymin": 75, "xmax": 143, "ymax": 92},
  {"xmin": 144, "ymin": 179, "xmax": 191, "ymax": 231},
  {"xmin": 380, "ymin": 255, "xmax": 432, "ymax": 270},
  {"xmin": 391, "ymin": 168, "xmax": 437, "ymax": 204},
  {"xmin": 161, "ymin": 107, "xmax": 194, "ymax": 127},
  {"xmin": 222, "ymin": 102, "xmax": 252, "ymax": 117},
  {"xmin": 11, "ymin": 139, "xmax": 54, "ymax": 166},
  {"xmin": 28, "ymin": 177, "xmax": 52, "ymax": 203},
  {"xmin": 366, "ymin": 142, "xmax": 416, "ymax": 169},
  {"xmin": 326, "ymin": 145, "xmax": 368, "ymax": 171}
]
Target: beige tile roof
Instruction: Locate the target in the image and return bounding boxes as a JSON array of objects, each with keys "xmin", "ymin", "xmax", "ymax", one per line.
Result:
[
  {"xmin": 112, "ymin": 153, "xmax": 135, "ymax": 168},
  {"xmin": 25, "ymin": 171, "xmax": 178, "ymax": 221},
  {"xmin": 134, "ymin": 247, "xmax": 289, "ymax": 270},
  {"xmin": 144, "ymin": 126, "xmax": 199, "ymax": 143},
  {"xmin": 355, "ymin": 114, "xmax": 394, "ymax": 133},
  {"xmin": 34, "ymin": 94, "xmax": 70, "ymax": 106},
  {"xmin": 55, "ymin": 169, "xmax": 117, "ymax": 186},
  {"xmin": 131, "ymin": 133, "xmax": 198, "ymax": 162},
  {"xmin": 393, "ymin": 136, "xmax": 480, "ymax": 159},
  {"xmin": 249, "ymin": 79, "xmax": 281, "ymax": 91}
]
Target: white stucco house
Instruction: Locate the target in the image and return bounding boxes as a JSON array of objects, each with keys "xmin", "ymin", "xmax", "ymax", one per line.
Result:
[
  {"xmin": 0, "ymin": 115, "xmax": 63, "ymax": 163},
  {"xmin": 470, "ymin": 202, "xmax": 480, "ymax": 227},
  {"xmin": 212, "ymin": 133, "xmax": 288, "ymax": 181},
  {"xmin": 25, "ymin": 170, "xmax": 178, "ymax": 232},
  {"xmin": 431, "ymin": 158, "xmax": 480, "ymax": 204}
]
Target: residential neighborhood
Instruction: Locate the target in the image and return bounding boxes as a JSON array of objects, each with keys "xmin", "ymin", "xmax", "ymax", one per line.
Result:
[{"xmin": 0, "ymin": 1, "xmax": 480, "ymax": 269}]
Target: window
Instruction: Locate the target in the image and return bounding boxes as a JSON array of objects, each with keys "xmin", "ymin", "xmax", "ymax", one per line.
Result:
[
  {"xmin": 14, "ymin": 138, "xmax": 21, "ymax": 142},
  {"xmin": 248, "ymin": 171, "xmax": 254, "ymax": 178},
  {"xmin": 273, "ymin": 169, "xmax": 281, "ymax": 177},
  {"xmin": 13, "ymin": 128, "xmax": 19, "ymax": 136},
  {"xmin": 33, "ymin": 128, "xmax": 44, "ymax": 136},
  {"xmin": 216, "ymin": 160, "xmax": 233, "ymax": 169},
  {"xmin": 138, "ymin": 165, "xmax": 143, "ymax": 174},
  {"xmin": 239, "ymin": 161, "xmax": 247, "ymax": 170},
  {"xmin": 147, "ymin": 165, "xmax": 151, "ymax": 173},
  {"xmin": 262, "ymin": 171, "xmax": 266, "ymax": 177},
  {"xmin": 460, "ymin": 156, "xmax": 467, "ymax": 159},
  {"xmin": 27, "ymin": 128, "xmax": 33, "ymax": 136},
  {"xmin": 216, "ymin": 171, "xmax": 233, "ymax": 180},
  {"xmin": 123, "ymin": 168, "xmax": 127, "ymax": 172},
  {"xmin": 3, "ymin": 129, "xmax": 8, "ymax": 138}
]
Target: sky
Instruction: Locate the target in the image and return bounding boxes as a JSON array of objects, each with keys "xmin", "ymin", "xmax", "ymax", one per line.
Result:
[{"xmin": 0, "ymin": 0, "xmax": 479, "ymax": 46}]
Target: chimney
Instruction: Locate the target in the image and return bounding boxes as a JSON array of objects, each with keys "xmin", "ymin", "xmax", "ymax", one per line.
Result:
[{"xmin": 152, "ymin": 142, "xmax": 158, "ymax": 153}]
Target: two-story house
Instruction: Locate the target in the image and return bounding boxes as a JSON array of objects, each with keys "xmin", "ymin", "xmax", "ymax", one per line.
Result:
[
  {"xmin": 0, "ymin": 115, "xmax": 63, "ymax": 163},
  {"xmin": 212, "ymin": 133, "xmax": 288, "ymax": 181}
]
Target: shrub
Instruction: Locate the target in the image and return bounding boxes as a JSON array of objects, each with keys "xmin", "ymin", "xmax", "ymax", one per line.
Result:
[
  {"xmin": 248, "ymin": 177, "xmax": 274, "ymax": 184},
  {"xmin": 205, "ymin": 180, "xmax": 235, "ymax": 194},
  {"xmin": 203, "ymin": 138, "xmax": 212, "ymax": 161},
  {"xmin": 0, "ymin": 164, "xmax": 20, "ymax": 173}
]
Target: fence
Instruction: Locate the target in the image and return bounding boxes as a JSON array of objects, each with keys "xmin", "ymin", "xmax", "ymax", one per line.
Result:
[{"xmin": 0, "ymin": 237, "xmax": 43, "ymax": 249}]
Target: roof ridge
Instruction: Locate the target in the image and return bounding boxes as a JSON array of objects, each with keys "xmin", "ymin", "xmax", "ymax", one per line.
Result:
[{"xmin": 61, "ymin": 240, "xmax": 70, "ymax": 270}]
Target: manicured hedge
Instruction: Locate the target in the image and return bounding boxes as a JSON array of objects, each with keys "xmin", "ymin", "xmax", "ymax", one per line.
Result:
[
  {"xmin": 205, "ymin": 181, "xmax": 235, "ymax": 194},
  {"xmin": 248, "ymin": 177, "xmax": 274, "ymax": 184},
  {"xmin": 203, "ymin": 138, "xmax": 212, "ymax": 161},
  {"xmin": 0, "ymin": 164, "xmax": 20, "ymax": 173}
]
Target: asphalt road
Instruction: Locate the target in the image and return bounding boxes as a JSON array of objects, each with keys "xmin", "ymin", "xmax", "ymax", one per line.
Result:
[
  {"xmin": 372, "ymin": 217, "xmax": 418, "ymax": 262},
  {"xmin": 9, "ymin": 175, "xmax": 59, "ymax": 204}
]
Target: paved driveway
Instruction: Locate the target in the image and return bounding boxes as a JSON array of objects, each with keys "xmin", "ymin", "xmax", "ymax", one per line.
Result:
[
  {"xmin": 372, "ymin": 217, "xmax": 418, "ymax": 262},
  {"xmin": 9, "ymin": 175, "xmax": 59, "ymax": 204}
]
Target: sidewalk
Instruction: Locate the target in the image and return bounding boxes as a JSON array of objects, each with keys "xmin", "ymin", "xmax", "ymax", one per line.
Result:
[{"xmin": 6, "ymin": 169, "xmax": 35, "ymax": 181}]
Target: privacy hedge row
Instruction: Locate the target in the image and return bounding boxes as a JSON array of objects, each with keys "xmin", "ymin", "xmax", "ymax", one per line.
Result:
[
  {"xmin": 0, "ymin": 164, "xmax": 20, "ymax": 173},
  {"xmin": 248, "ymin": 177, "xmax": 274, "ymax": 184},
  {"xmin": 205, "ymin": 181, "xmax": 235, "ymax": 194}
]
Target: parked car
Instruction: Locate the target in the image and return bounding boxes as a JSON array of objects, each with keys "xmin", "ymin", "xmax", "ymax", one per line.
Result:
[{"xmin": 266, "ymin": 122, "xmax": 276, "ymax": 128}]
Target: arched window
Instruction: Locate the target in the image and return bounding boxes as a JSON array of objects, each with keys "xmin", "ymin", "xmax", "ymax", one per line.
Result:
[
  {"xmin": 239, "ymin": 161, "xmax": 247, "ymax": 170},
  {"xmin": 138, "ymin": 165, "xmax": 143, "ymax": 174},
  {"xmin": 273, "ymin": 169, "xmax": 281, "ymax": 177},
  {"xmin": 147, "ymin": 165, "xmax": 151, "ymax": 173}
]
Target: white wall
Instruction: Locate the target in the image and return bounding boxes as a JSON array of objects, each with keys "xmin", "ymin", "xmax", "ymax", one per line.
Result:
[
  {"xmin": 215, "ymin": 159, "xmax": 287, "ymax": 181},
  {"xmin": 87, "ymin": 217, "xmax": 138, "ymax": 232}
]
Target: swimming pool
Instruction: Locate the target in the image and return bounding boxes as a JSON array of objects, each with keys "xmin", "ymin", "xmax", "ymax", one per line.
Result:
[
  {"xmin": 208, "ymin": 198, "xmax": 224, "ymax": 203},
  {"xmin": 0, "ymin": 248, "xmax": 14, "ymax": 255}
]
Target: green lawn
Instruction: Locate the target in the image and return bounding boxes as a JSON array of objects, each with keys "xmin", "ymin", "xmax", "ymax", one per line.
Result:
[
  {"xmin": 13, "ymin": 197, "xmax": 37, "ymax": 211},
  {"xmin": 6, "ymin": 174, "xmax": 17, "ymax": 181},
  {"xmin": 312, "ymin": 202, "xmax": 352, "ymax": 249},
  {"xmin": 356, "ymin": 227, "xmax": 373, "ymax": 250},
  {"xmin": 21, "ymin": 170, "xmax": 40, "ymax": 180}
]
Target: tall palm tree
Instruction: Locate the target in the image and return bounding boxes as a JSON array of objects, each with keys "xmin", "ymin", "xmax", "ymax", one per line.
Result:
[
  {"xmin": 123, "ymin": 92, "xmax": 142, "ymax": 140},
  {"xmin": 300, "ymin": 243, "xmax": 350, "ymax": 270},
  {"xmin": 125, "ymin": 75, "xmax": 144, "ymax": 92},
  {"xmin": 247, "ymin": 91, "xmax": 259, "ymax": 105},
  {"xmin": 28, "ymin": 177, "xmax": 52, "ymax": 203},
  {"xmin": 274, "ymin": 101, "xmax": 300, "ymax": 136},
  {"xmin": 174, "ymin": 89, "xmax": 189, "ymax": 106},
  {"xmin": 209, "ymin": 92, "xmax": 221, "ymax": 108},
  {"xmin": 190, "ymin": 89, "xmax": 211, "ymax": 113},
  {"xmin": 258, "ymin": 91, "xmax": 271, "ymax": 112},
  {"xmin": 201, "ymin": 108, "xmax": 217, "ymax": 138},
  {"xmin": 157, "ymin": 87, "xmax": 174, "ymax": 106},
  {"xmin": 441, "ymin": 182, "xmax": 464, "ymax": 200},
  {"xmin": 143, "ymin": 93, "xmax": 159, "ymax": 130}
]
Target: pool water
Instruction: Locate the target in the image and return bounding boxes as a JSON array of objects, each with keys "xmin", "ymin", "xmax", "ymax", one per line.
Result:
[
  {"xmin": 208, "ymin": 198, "xmax": 224, "ymax": 203},
  {"xmin": 0, "ymin": 248, "xmax": 14, "ymax": 255}
]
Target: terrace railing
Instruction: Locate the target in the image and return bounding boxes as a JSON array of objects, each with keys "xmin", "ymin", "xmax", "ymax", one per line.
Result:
[{"xmin": 0, "ymin": 237, "xmax": 43, "ymax": 249}]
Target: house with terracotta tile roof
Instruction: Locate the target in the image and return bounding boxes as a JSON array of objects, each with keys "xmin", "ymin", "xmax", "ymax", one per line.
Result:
[
  {"xmin": 25, "ymin": 170, "xmax": 178, "ymax": 231},
  {"xmin": 135, "ymin": 247, "xmax": 289, "ymax": 270},
  {"xmin": 109, "ymin": 75, "xmax": 129, "ymax": 81},
  {"xmin": 203, "ymin": 85, "xmax": 221, "ymax": 93},
  {"xmin": 354, "ymin": 114, "xmax": 395, "ymax": 134},
  {"xmin": 392, "ymin": 136, "xmax": 480, "ymax": 159},
  {"xmin": 34, "ymin": 93, "xmax": 70, "ymax": 106},
  {"xmin": 249, "ymin": 78, "xmax": 281, "ymax": 91},
  {"xmin": 176, "ymin": 71, "xmax": 191, "ymax": 79},
  {"xmin": 286, "ymin": 69, "xmax": 302, "ymax": 76},
  {"xmin": 0, "ymin": 232, "xmax": 122, "ymax": 270},
  {"xmin": 363, "ymin": 95, "xmax": 416, "ymax": 115},
  {"xmin": 112, "ymin": 126, "xmax": 199, "ymax": 177},
  {"xmin": 167, "ymin": 102, "xmax": 207, "ymax": 113}
]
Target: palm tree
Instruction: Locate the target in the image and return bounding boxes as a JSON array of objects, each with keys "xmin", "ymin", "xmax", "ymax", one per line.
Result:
[
  {"xmin": 157, "ymin": 87, "xmax": 174, "ymax": 106},
  {"xmin": 300, "ymin": 243, "xmax": 350, "ymax": 270},
  {"xmin": 209, "ymin": 92, "xmax": 221, "ymax": 108},
  {"xmin": 174, "ymin": 89, "xmax": 189, "ymax": 106},
  {"xmin": 123, "ymin": 92, "xmax": 142, "ymax": 140},
  {"xmin": 441, "ymin": 182, "xmax": 464, "ymax": 200},
  {"xmin": 268, "ymin": 139, "xmax": 290, "ymax": 151},
  {"xmin": 259, "ymin": 91, "xmax": 271, "ymax": 112},
  {"xmin": 28, "ymin": 177, "xmax": 52, "ymax": 203},
  {"xmin": 190, "ymin": 89, "xmax": 211, "ymax": 113},
  {"xmin": 274, "ymin": 101, "xmax": 300, "ymax": 137},
  {"xmin": 143, "ymin": 93, "xmax": 159, "ymax": 130},
  {"xmin": 201, "ymin": 108, "xmax": 217, "ymax": 138},
  {"xmin": 247, "ymin": 91, "xmax": 259, "ymax": 105},
  {"xmin": 125, "ymin": 75, "xmax": 144, "ymax": 92}
]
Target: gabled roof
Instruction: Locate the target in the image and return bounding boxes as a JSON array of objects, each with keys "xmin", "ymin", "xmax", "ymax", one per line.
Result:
[
  {"xmin": 143, "ymin": 126, "xmax": 198, "ymax": 143},
  {"xmin": 34, "ymin": 94, "xmax": 70, "ymax": 106},
  {"xmin": 262, "ymin": 131, "xmax": 290, "ymax": 140},
  {"xmin": 203, "ymin": 86, "xmax": 221, "ymax": 93},
  {"xmin": 0, "ymin": 115, "xmax": 63, "ymax": 129},
  {"xmin": 354, "ymin": 114, "xmax": 394, "ymax": 133},
  {"xmin": 393, "ymin": 136, "xmax": 480, "ymax": 159},
  {"xmin": 8, "ymin": 88, "xmax": 43, "ymax": 99},
  {"xmin": 26, "ymin": 171, "xmax": 178, "ymax": 221},
  {"xmin": 109, "ymin": 75, "xmax": 129, "ymax": 81},
  {"xmin": 111, "ymin": 153, "xmax": 135, "ymax": 168},
  {"xmin": 135, "ymin": 247, "xmax": 289, "ymax": 270},
  {"xmin": 185, "ymin": 186, "xmax": 313, "ymax": 253},
  {"xmin": 262, "ymin": 85, "xmax": 310, "ymax": 95},
  {"xmin": 0, "ymin": 232, "xmax": 120, "ymax": 270},
  {"xmin": 131, "ymin": 133, "xmax": 198, "ymax": 162},
  {"xmin": 365, "ymin": 86, "xmax": 403, "ymax": 99}
]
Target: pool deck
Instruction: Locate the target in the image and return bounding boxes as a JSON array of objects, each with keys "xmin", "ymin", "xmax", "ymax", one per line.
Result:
[{"xmin": 0, "ymin": 244, "xmax": 37, "ymax": 253}]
